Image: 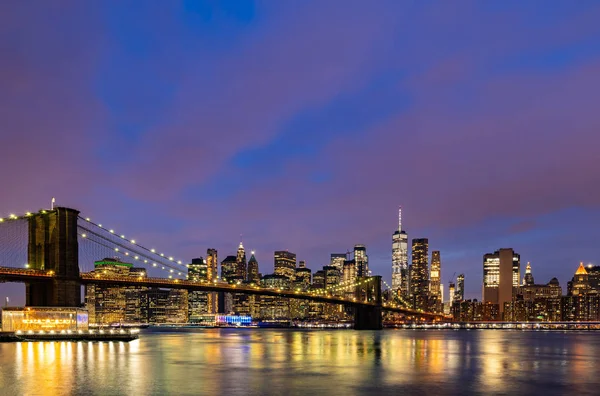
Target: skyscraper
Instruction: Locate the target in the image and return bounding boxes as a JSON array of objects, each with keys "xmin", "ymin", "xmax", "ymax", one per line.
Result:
[
  {"xmin": 206, "ymin": 248, "xmax": 218, "ymax": 281},
  {"xmin": 236, "ymin": 241, "xmax": 247, "ymax": 280},
  {"xmin": 523, "ymin": 262, "xmax": 534, "ymax": 286},
  {"xmin": 430, "ymin": 251, "xmax": 441, "ymax": 300},
  {"xmin": 247, "ymin": 251, "xmax": 260, "ymax": 283},
  {"xmin": 206, "ymin": 248, "xmax": 218, "ymax": 314},
  {"xmin": 188, "ymin": 257, "xmax": 209, "ymax": 321},
  {"xmin": 456, "ymin": 273, "xmax": 465, "ymax": 302},
  {"xmin": 392, "ymin": 207, "xmax": 409, "ymax": 297},
  {"xmin": 221, "ymin": 256, "xmax": 238, "ymax": 282},
  {"xmin": 354, "ymin": 245, "xmax": 369, "ymax": 278},
  {"xmin": 330, "ymin": 254, "xmax": 346, "ymax": 272},
  {"xmin": 274, "ymin": 250, "xmax": 296, "ymax": 281},
  {"xmin": 483, "ymin": 248, "xmax": 520, "ymax": 313},
  {"xmin": 410, "ymin": 238, "xmax": 429, "ymax": 310}
]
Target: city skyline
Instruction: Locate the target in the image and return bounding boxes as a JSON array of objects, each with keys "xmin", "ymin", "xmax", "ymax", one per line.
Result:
[{"xmin": 2, "ymin": 1, "xmax": 600, "ymax": 304}]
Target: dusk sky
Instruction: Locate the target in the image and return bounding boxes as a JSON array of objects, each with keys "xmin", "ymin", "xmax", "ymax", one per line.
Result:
[{"xmin": 2, "ymin": 1, "xmax": 600, "ymax": 304}]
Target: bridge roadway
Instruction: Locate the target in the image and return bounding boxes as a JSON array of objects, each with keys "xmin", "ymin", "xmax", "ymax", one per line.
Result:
[{"xmin": 0, "ymin": 267, "xmax": 445, "ymax": 319}]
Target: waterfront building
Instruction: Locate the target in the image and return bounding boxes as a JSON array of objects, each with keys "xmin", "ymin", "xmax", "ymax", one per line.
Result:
[
  {"xmin": 140, "ymin": 288, "xmax": 188, "ymax": 324},
  {"xmin": 187, "ymin": 257, "xmax": 210, "ymax": 322},
  {"xmin": 354, "ymin": 245, "xmax": 369, "ymax": 277},
  {"xmin": 85, "ymin": 258, "xmax": 146, "ymax": 325},
  {"xmin": 1, "ymin": 307, "xmax": 89, "ymax": 332},
  {"xmin": 247, "ymin": 252, "xmax": 260, "ymax": 283},
  {"xmin": 410, "ymin": 238, "xmax": 429, "ymax": 311},
  {"xmin": 452, "ymin": 300, "xmax": 500, "ymax": 322},
  {"xmin": 483, "ymin": 248, "xmax": 520, "ymax": 314},
  {"xmin": 274, "ymin": 250, "xmax": 296, "ymax": 281},
  {"xmin": 429, "ymin": 251, "xmax": 442, "ymax": 312},
  {"xmin": 206, "ymin": 248, "xmax": 219, "ymax": 313},
  {"xmin": 391, "ymin": 207, "xmax": 409, "ymax": 297},
  {"xmin": 330, "ymin": 254, "xmax": 346, "ymax": 272},
  {"xmin": 517, "ymin": 278, "xmax": 562, "ymax": 301},
  {"xmin": 259, "ymin": 274, "xmax": 291, "ymax": 319}
]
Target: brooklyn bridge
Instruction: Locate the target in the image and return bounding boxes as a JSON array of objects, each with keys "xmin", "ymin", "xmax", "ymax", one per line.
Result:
[{"xmin": 0, "ymin": 207, "xmax": 447, "ymax": 330}]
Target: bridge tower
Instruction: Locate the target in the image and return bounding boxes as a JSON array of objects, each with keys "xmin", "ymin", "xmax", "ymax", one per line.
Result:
[
  {"xmin": 26, "ymin": 207, "xmax": 81, "ymax": 307},
  {"xmin": 353, "ymin": 275, "xmax": 383, "ymax": 330}
]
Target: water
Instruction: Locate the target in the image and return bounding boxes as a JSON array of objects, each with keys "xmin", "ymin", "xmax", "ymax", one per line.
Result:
[{"xmin": 0, "ymin": 329, "xmax": 598, "ymax": 395}]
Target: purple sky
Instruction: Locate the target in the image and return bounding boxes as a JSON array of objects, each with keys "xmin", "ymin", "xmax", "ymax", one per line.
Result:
[{"xmin": 2, "ymin": 1, "xmax": 600, "ymax": 305}]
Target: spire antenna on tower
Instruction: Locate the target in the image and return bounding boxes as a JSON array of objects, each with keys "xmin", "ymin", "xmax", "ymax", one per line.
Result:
[{"xmin": 398, "ymin": 206, "xmax": 402, "ymax": 232}]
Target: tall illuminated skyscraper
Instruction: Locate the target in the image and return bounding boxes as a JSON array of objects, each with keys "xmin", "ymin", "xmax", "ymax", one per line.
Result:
[
  {"xmin": 354, "ymin": 245, "xmax": 369, "ymax": 277},
  {"xmin": 274, "ymin": 251, "xmax": 296, "ymax": 281},
  {"xmin": 236, "ymin": 241, "xmax": 247, "ymax": 280},
  {"xmin": 392, "ymin": 207, "xmax": 409, "ymax": 297},
  {"xmin": 410, "ymin": 238, "xmax": 429, "ymax": 310},
  {"xmin": 483, "ymin": 248, "xmax": 520, "ymax": 314},
  {"xmin": 206, "ymin": 249, "xmax": 218, "ymax": 281},
  {"xmin": 206, "ymin": 248, "xmax": 218, "ymax": 314},
  {"xmin": 330, "ymin": 254, "xmax": 346, "ymax": 272},
  {"xmin": 247, "ymin": 251, "xmax": 259, "ymax": 283},
  {"xmin": 523, "ymin": 262, "xmax": 534, "ymax": 286},
  {"xmin": 430, "ymin": 251, "xmax": 442, "ymax": 310},
  {"xmin": 456, "ymin": 273, "xmax": 465, "ymax": 301}
]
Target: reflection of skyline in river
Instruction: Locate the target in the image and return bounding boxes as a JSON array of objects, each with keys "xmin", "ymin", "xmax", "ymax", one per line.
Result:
[{"xmin": 2, "ymin": 330, "xmax": 600, "ymax": 395}]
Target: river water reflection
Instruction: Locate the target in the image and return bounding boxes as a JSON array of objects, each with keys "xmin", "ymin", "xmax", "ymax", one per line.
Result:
[{"xmin": 0, "ymin": 329, "xmax": 598, "ymax": 395}]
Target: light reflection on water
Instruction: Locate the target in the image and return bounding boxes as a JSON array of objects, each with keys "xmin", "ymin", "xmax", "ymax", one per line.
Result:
[{"xmin": 0, "ymin": 329, "xmax": 599, "ymax": 395}]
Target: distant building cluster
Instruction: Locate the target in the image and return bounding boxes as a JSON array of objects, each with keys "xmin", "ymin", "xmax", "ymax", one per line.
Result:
[
  {"xmin": 81, "ymin": 206, "xmax": 600, "ymax": 326},
  {"xmin": 84, "ymin": 240, "xmax": 376, "ymax": 325}
]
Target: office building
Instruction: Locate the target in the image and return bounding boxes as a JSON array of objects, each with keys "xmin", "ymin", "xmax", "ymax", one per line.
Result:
[
  {"xmin": 354, "ymin": 245, "xmax": 369, "ymax": 277},
  {"xmin": 392, "ymin": 207, "xmax": 409, "ymax": 297},
  {"xmin": 140, "ymin": 288, "xmax": 188, "ymax": 324},
  {"xmin": 187, "ymin": 257, "xmax": 210, "ymax": 321},
  {"xmin": 294, "ymin": 266, "xmax": 312, "ymax": 290},
  {"xmin": 206, "ymin": 248, "xmax": 219, "ymax": 314},
  {"xmin": 330, "ymin": 254, "xmax": 346, "ymax": 272},
  {"xmin": 236, "ymin": 241, "xmax": 247, "ymax": 280},
  {"xmin": 313, "ymin": 270, "xmax": 326, "ymax": 289},
  {"xmin": 456, "ymin": 274, "xmax": 465, "ymax": 302},
  {"xmin": 483, "ymin": 248, "xmax": 520, "ymax": 313},
  {"xmin": 85, "ymin": 258, "xmax": 146, "ymax": 325},
  {"xmin": 523, "ymin": 262, "xmax": 534, "ymax": 286},
  {"xmin": 449, "ymin": 282, "xmax": 455, "ymax": 303},
  {"xmin": 274, "ymin": 251, "xmax": 296, "ymax": 281},
  {"xmin": 247, "ymin": 252, "xmax": 260, "ymax": 283},
  {"xmin": 221, "ymin": 256, "xmax": 238, "ymax": 283},
  {"xmin": 323, "ymin": 265, "xmax": 341, "ymax": 289},
  {"xmin": 259, "ymin": 274, "xmax": 291, "ymax": 319},
  {"xmin": 410, "ymin": 239, "xmax": 429, "ymax": 310},
  {"xmin": 430, "ymin": 251, "xmax": 442, "ymax": 304}
]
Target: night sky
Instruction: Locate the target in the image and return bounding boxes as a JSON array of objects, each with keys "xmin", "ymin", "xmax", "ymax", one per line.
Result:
[{"xmin": 2, "ymin": 1, "xmax": 600, "ymax": 305}]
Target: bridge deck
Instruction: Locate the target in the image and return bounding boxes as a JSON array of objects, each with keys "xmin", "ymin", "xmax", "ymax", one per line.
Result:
[{"xmin": 0, "ymin": 267, "xmax": 447, "ymax": 318}]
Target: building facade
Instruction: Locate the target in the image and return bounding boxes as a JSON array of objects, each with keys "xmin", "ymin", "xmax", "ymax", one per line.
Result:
[
  {"xmin": 354, "ymin": 245, "xmax": 369, "ymax": 278},
  {"xmin": 410, "ymin": 238, "xmax": 429, "ymax": 311},
  {"xmin": 274, "ymin": 251, "xmax": 296, "ymax": 281},
  {"xmin": 391, "ymin": 207, "xmax": 409, "ymax": 297},
  {"xmin": 429, "ymin": 251, "xmax": 442, "ymax": 311},
  {"xmin": 483, "ymin": 248, "xmax": 520, "ymax": 313}
]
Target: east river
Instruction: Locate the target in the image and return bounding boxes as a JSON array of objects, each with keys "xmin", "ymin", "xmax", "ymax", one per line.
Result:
[{"xmin": 0, "ymin": 329, "xmax": 599, "ymax": 395}]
